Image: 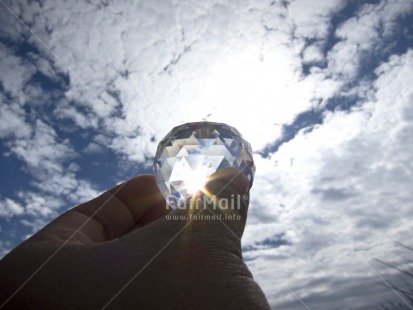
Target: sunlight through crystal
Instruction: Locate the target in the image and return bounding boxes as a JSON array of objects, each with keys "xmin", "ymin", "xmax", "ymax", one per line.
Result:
[{"xmin": 154, "ymin": 121, "xmax": 255, "ymax": 208}]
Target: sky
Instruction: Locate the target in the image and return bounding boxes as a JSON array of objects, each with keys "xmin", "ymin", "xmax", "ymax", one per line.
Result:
[{"xmin": 1, "ymin": 0, "xmax": 413, "ymax": 308}]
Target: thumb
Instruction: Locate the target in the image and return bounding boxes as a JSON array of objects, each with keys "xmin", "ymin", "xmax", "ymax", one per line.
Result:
[
  {"xmin": 200, "ymin": 167, "xmax": 250, "ymax": 239},
  {"xmin": 163, "ymin": 167, "xmax": 250, "ymax": 257}
]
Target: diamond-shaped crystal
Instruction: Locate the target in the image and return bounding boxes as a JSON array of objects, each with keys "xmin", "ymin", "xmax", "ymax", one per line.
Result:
[{"xmin": 153, "ymin": 121, "xmax": 255, "ymax": 208}]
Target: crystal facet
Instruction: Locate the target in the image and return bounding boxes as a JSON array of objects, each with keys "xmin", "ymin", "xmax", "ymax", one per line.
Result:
[{"xmin": 153, "ymin": 121, "xmax": 255, "ymax": 208}]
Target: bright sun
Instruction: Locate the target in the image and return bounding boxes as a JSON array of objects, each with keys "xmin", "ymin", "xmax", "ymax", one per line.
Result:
[{"xmin": 185, "ymin": 168, "xmax": 210, "ymax": 195}]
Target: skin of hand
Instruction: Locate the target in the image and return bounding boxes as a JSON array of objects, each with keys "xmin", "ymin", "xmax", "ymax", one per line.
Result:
[{"xmin": 0, "ymin": 168, "xmax": 270, "ymax": 310}]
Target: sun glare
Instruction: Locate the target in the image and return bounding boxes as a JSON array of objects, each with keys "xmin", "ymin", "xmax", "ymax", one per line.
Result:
[{"xmin": 185, "ymin": 168, "xmax": 210, "ymax": 195}]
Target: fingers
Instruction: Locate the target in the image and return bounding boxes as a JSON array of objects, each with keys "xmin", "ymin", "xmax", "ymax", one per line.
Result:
[
  {"xmin": 31, "ymin": 175, "xmax": 167, "ymax": 243},
  {"xmin": 32, "ymin": 166, "xmax": 249, "ymax": 246},
  {"xmin": 108, "ymin": 175, "xmax": 169, "ymax": 226},
  {"xmin": 124, "ymin": 168, "xmax": 250, "ymax": 253}
]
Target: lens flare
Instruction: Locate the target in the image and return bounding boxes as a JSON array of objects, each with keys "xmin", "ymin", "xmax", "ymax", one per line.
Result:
[{"xmin": 184, "ymin": 166, "xmax": 209, "ymax": 195}]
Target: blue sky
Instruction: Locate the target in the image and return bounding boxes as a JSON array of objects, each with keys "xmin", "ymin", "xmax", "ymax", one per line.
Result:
[{"xmin": 1, "ymin": 0, "xmax": 413, "ymax": 308}]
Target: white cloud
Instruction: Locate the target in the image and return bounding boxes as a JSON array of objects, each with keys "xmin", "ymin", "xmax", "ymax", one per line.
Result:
[
  {"xmin": 0, "ymin": 100, "xmax": 32, "ymax": 139},
  {"xmin": 302, "ymin": 44, "xmax": 324, "ymax": 63},
  {"xmin": 14, "ymin": 177, "xmax": 99, "ymax": 225},
  {"xmin": 0, "ymin": 42, "xmax": 37, "ymax": 102},
  {"xmin": 54, "ymin": 102, "xmax": 99, "ymax": 129},
  {"xmin": 9, "ymin": 120, "xmax": 76, "ymax": 176},
  {"xmin": 82, "ymin": 142, "xmax": 105, "ymax": 154},
  {"xmin": 288, "ymin": 0, "xmax": 346, "ymax": 40},
  {"xmin": 327, "ymin": 0, "xmax": 413, "ymax": 80},
  {"xmin": 244, "ymin": 49, "xmax": 413, "ymax": 308},
  {"xmin": 0, "ymin": 0, "xmax": 346, "ymax": 163},
  {"xmin": 0, "ymin": 79, "xmax": 100, "ymax": 236},
  {"xmin": 0, "ymin": 198, "xmax": 24, "ymax": 218},
  {"xmin": 19, "ymin": 191, "xmax": 62, "ymax": 218}
]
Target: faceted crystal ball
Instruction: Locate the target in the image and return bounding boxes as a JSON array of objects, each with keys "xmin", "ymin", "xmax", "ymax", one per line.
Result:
[{"xmin": 153, "ymin": 121, "xmax": 255, "ymax": 209}]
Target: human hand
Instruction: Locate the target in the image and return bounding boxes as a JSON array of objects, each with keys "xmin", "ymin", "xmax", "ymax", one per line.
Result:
[{"xmin": 0, "ymin": 168, "xmax": 270, "ymax": 309}]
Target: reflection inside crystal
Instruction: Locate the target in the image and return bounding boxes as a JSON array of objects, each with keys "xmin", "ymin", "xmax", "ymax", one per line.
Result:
[{"xmin": 154, "ymin": 121, "xmax": 255, "ymax": 209}]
